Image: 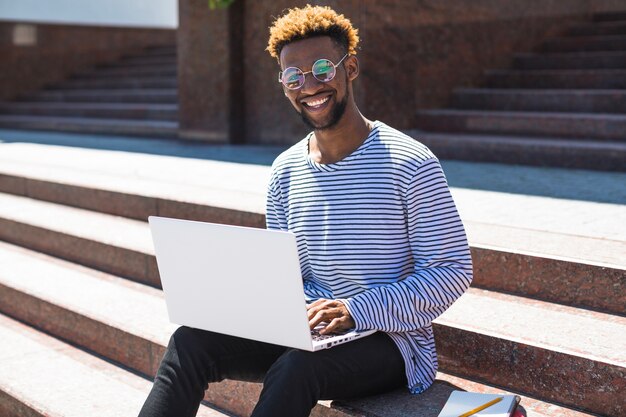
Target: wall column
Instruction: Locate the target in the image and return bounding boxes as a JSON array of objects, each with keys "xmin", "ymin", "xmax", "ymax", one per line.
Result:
[{"xmin": 177, "ymin": 0, "xmax": 245, "ymax": 143}]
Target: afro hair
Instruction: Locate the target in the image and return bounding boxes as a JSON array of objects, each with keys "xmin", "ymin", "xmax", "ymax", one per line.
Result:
[{"xmin": 267, "ymin": 5, "xmax": 359, "ymax": 62}]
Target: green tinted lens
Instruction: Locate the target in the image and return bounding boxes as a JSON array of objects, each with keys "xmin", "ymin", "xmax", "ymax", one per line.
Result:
[
  {"xmin": 282, "ymin": 67, "xmax": 305, "ymax": 89},
  {"xmin": 312, "ymin": 59, "xmax": 336, "ymax": 82}
]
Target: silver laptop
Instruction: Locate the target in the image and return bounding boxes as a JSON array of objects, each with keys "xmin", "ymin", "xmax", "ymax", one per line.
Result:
[{"xmin": 148, "ymin": 216, "xmax": 375, "ymax": 351}]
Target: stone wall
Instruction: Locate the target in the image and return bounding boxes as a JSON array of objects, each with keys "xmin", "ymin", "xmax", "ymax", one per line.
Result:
[
  {"xmin": 589, "ymin": 0, "xmax": 626, "ymax": 12},
  {"xmin": 0, "ymin": 21, "xmax": 175, "ymax": 101},
  {"xmin": 177, "ymin": 0, "xmax": 246, "ymax": 142},
  {"xmin": 178, "ymin": 0, "xmax": 626, "ymax": 145}
]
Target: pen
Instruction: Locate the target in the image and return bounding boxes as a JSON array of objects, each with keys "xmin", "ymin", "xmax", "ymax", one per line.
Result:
[{"xmin": 457, "ymin": 396, "xmax": 503, "ymax": 417}]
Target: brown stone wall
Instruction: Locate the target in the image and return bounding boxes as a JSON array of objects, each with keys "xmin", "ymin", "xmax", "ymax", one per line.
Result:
[
  {"xmin": 0, "ymin": 21, "xmax": 175, "ymax": 101},
  {"xmin": 378, "ymin": 1, "xmax": 589, "ymax": 122},
  {"xmin": 178, "ymin": 0, "xmax": 626, "ymax": 145},
  {"xmin": 589, "ymin": 0, "xmax": 626, "ymax": 12},
  {"xmin": 177, "ymin": 0, "xmax": 247, "ymax": 143}
]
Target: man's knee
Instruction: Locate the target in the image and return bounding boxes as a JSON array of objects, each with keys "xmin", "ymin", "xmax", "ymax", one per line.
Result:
[
  {"xmin": 164, "ymin": 327, "xmax": 219, "ymax": 383},
  {"xmin": 167, "ymin": 326, "xmax": 215, "ymax": 361},
  {"xmin": 168, "ymin": 326, "xmax": 250, "ymax": 362},
  {"xmin": 170, "ymin": 326, "xmax": 199, "ymax": 348}
]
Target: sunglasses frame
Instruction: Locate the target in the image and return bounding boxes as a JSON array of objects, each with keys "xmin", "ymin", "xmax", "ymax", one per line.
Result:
[{"xmin": 278, "ymin": 54, "xmax": 349, "ymax": 90}]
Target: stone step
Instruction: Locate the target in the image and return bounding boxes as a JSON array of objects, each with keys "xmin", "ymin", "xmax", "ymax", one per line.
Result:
[
  {"xmin": 7, "ymin": 141, "xmax": 626, "ymax": 230},
  {"xmin": 513, "ymin": 51, "xmax": 626, "ymax": 70},
  {"xmin": 9, "ymin": 312, "xmax": 566, "ymax": 417},
  {"xmin": 51, "ymin": 77, "xmax": 178, "ymax": 90},
  {"xmin": 566, "ymin": 20, "xmax": 626, "ymax": 36},
  {"xmin": 466, "ymin": 242, "xmax": 625, "ymax": 317},
  {"xmin": 74, "ymin": 65, "xmax": 178, "ymax": 79},
  {"xmin": 0, "ymin": 143, "xmax": 270, "ymax": 224},
  {"xmin": 593, "ymin": 11, "xmax": 626, "ymax": 22},
  {"xmin": 408, "ymin": 130, "xmax": 626, "ymax": 171},
  {"xmin": 434, "ymin": 288, "xmax": 625, "ymax": 416},
  {"xmin": 0, "ymin": 192, "xmax": 159, "ymax": 287},
  {"xmin": 0, "ymin": 102, "xmax": 178, "ymax": 121},
  {"xmin": 83, "ymin": 60, "xmax": 178, "ymax": 77},
  {"xmin": 0, "ymin": 298, "xmax": 588, "ymax": 417},
  {"xmin": 1, "ymin": 143, "xmax": 623, "ymax": 260},
  {"xmin": 539, "ymin": 34, "xmax": 626, "ymax": 52},
  {"xmin": 0, "ymin": 115, "xmax": 178, "ymax": 137},
  {"xmin": 415, "ymin": 109, "xmax": 626, "ymax": 141},
  {"xmin": 485, "ymin": 69, "xmax": 626, "ymax": 89},
  {"xmin": 19, "ymin": 88, "xmax": 178, "ymax": 103},
  {"xmin": 116, "ymin": 55, "xmax": 178, "ymax": 67},
  {"xmin": 0, "ymin": 161, "xmax": 622, "ymax": 315},
  {"xmin": 0, "ymin": 142, "xmax": 623, "ymax": 269},
  {"xmin": 451, "ymin": 88, "xmax": 626, "ymax": 113},
  {"xmin": 0, "ymin": 241, "xmax": 620, "ymax": 416},
  {"xmin": 348, "ymin": 371, "xmax": 597, "ymax": 417},
  {"xmin": 143, "ymin": 45, "xmax": 177, "ymax": 53},
  {"xmin": 132, "ymin": 46, "xmax": 177, "ymax": 58},
  {"xmin": 0, "ymin": 313, "xmax": 224, "ymax": 417}
]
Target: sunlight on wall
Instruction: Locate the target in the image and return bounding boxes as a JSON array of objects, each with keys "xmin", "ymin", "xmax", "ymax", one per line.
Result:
[{"xmin": 0, "ymin": 0, "xmax": 177, "ymax": 28}]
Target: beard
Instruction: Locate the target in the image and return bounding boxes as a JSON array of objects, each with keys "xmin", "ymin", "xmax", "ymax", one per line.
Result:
[{"xmin": 298, "ymin": 84, "xmax": 349, "ymax": 131}]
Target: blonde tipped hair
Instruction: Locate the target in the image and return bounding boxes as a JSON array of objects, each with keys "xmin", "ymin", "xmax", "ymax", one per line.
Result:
[{"xmin": 267, "ymin": 5, "xmax": 359, "ymax": 61}]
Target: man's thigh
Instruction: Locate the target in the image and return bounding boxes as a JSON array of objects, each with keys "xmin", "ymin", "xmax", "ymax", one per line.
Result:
[
  {"xmin": 172, "ymin": 326, "xmax": 287, "ymax": 383},
  {"xmin": 272, "ymin": 332, "xmax": 407, "ymax": 399}
]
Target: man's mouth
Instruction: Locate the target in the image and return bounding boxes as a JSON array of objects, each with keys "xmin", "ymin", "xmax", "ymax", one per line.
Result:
[{"xmin": 301, "ymin": 95, "xmax": 331, "ymax": 112}]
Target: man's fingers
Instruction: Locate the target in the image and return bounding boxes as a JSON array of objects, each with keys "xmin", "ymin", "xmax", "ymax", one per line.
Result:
[
  {"xmin": 320, "ymin": 317, "xmax": 345, "ymax": 334},
  {"xmin": 307, "ymin": 298, "xmax": 337, "ymax": 310},
  {"xmin": 306, "ymin": 299, "xmax": 326, "ymax": 310},
  {"xmin": 308, "ymin": 307, "xmax": 341, "ymax": 329},
  {"xmin": 306, "ymin": 300, "xmax": 354, "ymax": 331},
  {"xmin": 312, "ymin": 309, "xmax": 336, "ymax": 324},
  {"xmin": 320, "ymin": 303, "xmax": 355, "ymax": 334},
  {"xmin": 307, "ymin": 304, "xmax": 324, "ymax": 321},
  {"xmin": 306, "ymin": 299, "xmax": 337, "ymax": 320}
]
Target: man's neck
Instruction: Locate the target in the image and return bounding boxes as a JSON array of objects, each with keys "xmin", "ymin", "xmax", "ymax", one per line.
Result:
[{"xmin": 309, "ymin": 107, "xmax": 372, "ymax": 165}]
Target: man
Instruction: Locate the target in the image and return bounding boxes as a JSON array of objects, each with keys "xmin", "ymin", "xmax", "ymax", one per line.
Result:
[{"xmin": 139, "ymin": 5, "xmax": 472, "ymax": 417}]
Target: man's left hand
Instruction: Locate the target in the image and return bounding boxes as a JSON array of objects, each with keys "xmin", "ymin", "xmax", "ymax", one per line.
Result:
[{"xmin": 307, "ymin": 299, "xmax": 355, "ymax": 335}]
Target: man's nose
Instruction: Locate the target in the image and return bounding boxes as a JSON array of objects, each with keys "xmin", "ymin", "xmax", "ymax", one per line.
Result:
[{"xmin": 300, "ymin": 73, "xmax": 324, "ymax": 94}]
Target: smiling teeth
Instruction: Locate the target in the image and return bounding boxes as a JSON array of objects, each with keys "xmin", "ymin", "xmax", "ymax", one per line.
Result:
[{"xmin": 306, "ymin": 96, "xmax": 330, "ymax": 107}]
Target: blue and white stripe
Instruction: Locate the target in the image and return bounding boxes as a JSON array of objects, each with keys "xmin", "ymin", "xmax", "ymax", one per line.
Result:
[{"xmin": 266, "ymin": 120, "xmax": 473, "ymax": 394}]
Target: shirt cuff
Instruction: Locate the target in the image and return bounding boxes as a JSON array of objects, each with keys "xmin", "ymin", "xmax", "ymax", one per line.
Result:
[{"xmin": 337, "ymin": 296, "xmax": 369, "ymax": 331}]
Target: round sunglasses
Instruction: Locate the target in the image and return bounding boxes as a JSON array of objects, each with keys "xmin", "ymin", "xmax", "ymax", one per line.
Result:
[{"xmin": 278, "ymin": 54, "xmax": 349, "ymax": 90}]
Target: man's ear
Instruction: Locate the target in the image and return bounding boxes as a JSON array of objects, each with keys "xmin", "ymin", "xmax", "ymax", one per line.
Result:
[{"xmin": 345, "ymin": 55, "xmax": 359, "ymax": 81}]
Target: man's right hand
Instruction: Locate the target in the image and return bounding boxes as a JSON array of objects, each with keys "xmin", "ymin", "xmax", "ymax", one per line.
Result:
[{"xmin": 306, "ymin": 299, "xmax": 355, "ymax": 335}]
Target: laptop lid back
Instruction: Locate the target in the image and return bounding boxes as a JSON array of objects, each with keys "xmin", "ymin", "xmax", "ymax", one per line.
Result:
[{"xmin": 148, "ymin": 216, "xmax": 314, "ymax": 351}]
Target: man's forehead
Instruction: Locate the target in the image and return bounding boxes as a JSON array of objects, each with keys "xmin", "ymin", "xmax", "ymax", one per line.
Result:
[{"xmin": 279, "ymin": 36, "xmax": 342, "ymax": 68}]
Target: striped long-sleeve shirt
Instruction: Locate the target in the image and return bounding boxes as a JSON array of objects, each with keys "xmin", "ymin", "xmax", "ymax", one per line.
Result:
[{"xmin": 265, "ymin": 120, "xmax": 473, "ymax": 394}]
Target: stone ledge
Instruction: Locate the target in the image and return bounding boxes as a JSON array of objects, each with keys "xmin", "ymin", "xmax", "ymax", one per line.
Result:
[
  {"xmin": 0, "ymin": 180, "xmax": 623, "ymax": 314},
  {"xmin": 0, "ymin": 241, "xmax": 622, "ymax": 415},
  {"xmin": 0, "ymin": 314, "xmax": 222, "ymax": 417}
]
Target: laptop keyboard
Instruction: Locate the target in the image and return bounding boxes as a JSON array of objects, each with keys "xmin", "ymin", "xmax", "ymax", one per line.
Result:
[{"xmin": 311, "ymin": 327, "xmax": 346, "ymax": 341}]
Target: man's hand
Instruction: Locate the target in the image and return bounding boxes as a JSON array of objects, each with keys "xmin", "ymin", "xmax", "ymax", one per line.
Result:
[{"xmin": 307, "ymin": 299, "xmax": 355, "ymax": 335}]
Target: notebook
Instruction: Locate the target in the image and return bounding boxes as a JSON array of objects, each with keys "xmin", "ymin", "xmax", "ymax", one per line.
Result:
[{"xmin": 437, "ymin": 391, "xmax": 521, "ymax": 417}]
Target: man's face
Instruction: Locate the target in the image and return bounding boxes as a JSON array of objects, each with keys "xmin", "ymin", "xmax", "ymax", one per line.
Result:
[{"xmin": 279, "ymin": 36, "xmax": 352, "ymax": 131}]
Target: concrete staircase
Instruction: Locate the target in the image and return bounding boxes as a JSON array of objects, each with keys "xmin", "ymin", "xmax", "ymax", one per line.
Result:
[
  {"xmin": 415, "ymin": 11, "xmax": 626, "ymax": 172},
  {"xmin": 0, "ymin": 138, "xmax": 623, "ymax": 416},
  {"xmin": 0, "ymin": 45, "xmax": 178, "ymax": 138}
]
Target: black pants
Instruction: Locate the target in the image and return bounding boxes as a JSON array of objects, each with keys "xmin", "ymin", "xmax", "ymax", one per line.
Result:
[{"xmin": 138, "ymin": 326, "xmax": 406, "ymax": 417}]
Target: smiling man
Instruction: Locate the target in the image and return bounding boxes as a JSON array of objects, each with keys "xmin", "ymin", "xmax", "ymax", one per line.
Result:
[{"xmin": 139, "ymin": 5, "xmax": 472, "ymax": 417}]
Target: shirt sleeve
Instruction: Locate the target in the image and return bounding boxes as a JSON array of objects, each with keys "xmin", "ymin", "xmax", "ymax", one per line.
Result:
[
  {"xmin": 266, "ymin": 170, "xmax": 289, "ymax": 232},
  {"xmin": 341, "ymin": 157, "xmax": 473, "ymax": 332}
]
